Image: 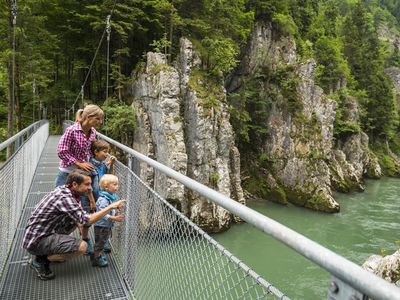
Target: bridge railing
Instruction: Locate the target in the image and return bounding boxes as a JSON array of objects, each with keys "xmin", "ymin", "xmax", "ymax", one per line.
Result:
[
  {"xmin": 0, "ymin": 121, "xmax": 49, "ymax": 278},
  {"xmin": 94, "ymin": 129, "xmax": 400, "ymax": 300}
]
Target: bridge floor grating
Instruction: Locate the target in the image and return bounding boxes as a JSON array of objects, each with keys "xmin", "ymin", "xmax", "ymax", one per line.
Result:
[{"xmin": 0, "ymin": 136, "xmax": 130, "ymax": 300}]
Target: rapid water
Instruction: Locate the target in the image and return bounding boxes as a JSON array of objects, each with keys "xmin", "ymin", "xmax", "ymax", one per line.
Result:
[{"xmin": 213, "ymin": 178, "xmax": 400, "ymax": 299}]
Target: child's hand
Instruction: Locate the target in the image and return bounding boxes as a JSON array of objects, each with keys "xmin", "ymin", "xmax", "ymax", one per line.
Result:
[
  {"xmin": 113, "ymin": 214, "xmax": 124, "ymax": 222},
  {"xmin": 112, "ymin": 199, "xmax": 125, "ymax": 210},
  {"xmin": 107, "ymin": 155, "xmax": 116, "ymax": 165}
]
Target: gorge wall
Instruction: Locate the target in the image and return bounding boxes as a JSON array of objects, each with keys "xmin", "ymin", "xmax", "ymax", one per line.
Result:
[
  {"xmin": 127, "ymin": 20, "xmax": 390, "ymax": 232},
  {"xmin": 128, "ymin": 38, "xmax": 244, "ymax": 232},
  {"xmin": 227, "ymin": 21, "xmax": 381, "ymax": 212}
]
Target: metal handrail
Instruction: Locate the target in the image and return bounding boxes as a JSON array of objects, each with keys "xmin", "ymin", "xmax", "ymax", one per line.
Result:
[
  {"xmin": 64, "ymin": 121, "xmax": 400, "ymax": 299},
  {"xmin": 0, "ymin": 120, "xmax": 47, "ymax": 152}
]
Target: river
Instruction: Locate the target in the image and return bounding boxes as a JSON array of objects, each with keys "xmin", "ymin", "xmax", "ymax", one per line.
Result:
[{"xmin": 213, "ymin": 178, "xmax": 400, "ymax": 299}]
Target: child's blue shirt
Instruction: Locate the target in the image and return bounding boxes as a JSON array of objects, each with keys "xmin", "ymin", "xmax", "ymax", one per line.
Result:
[
  {"xmin": 95, "ymin": 191, "xmax": 118, "ymax": 228},
  {"xmin": 89, "ymin": 157, "xmax": 109, "ymax": 200}
]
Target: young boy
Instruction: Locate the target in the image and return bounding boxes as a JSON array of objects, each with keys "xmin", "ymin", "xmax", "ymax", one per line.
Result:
[
  {"xmin": 92, "ymin": 174, "xmax": 124, "ymax": 267},
  {"xmin": 90, "ymin": 140, "xmax": 116, "ymax": 201},
  {"xmin": 89, "ymin": 139, "xmax": 116, "ymax": 252}
]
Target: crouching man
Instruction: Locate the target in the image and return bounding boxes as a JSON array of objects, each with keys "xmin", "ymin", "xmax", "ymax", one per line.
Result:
[{"xmin": 22, "ymin": 169, "xmax": 125, "ymax": 280}]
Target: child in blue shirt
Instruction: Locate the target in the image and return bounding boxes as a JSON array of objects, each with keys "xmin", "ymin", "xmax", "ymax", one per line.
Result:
[
  {"xmin": 90, "ymin": 140, "xmax": 116, "ymax": 201},
  {"xmin": 92, "ymin": 174, "xmax": 124, "ymax": 267}
]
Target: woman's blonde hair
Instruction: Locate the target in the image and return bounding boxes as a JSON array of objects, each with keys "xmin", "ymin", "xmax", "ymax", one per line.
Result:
[
  {"xmin": 99, "ymin": 174, "xmax": 118, "ymax": 189},
  {"xmin": 76, "ymin": 104, "xmax": 104, "ymax": 122},
  {"xmin": 75, "ymin": 109, "xmax": 84, "ymax": 122}
]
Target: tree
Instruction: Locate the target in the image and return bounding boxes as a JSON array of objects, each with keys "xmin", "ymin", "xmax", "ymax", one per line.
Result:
[{"xmin": 342, "ymin": 1, "xmax": 398, "ymax": 139}]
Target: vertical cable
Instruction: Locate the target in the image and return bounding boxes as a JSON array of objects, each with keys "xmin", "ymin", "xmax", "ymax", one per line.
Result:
[
  {"xmin": 81, "ymin": 85, "xmax": 84, "ymax": 107},
  {"xmin": 106, "ymin": 15, "xmax": 111, "ymax": 100},
  {"xmin": 32, "ymin": 78, "xmax": 36, "ymax": 121},
  {"xmin": 7, "ymin": 0, "xmax": 17, "ymax": 158}
]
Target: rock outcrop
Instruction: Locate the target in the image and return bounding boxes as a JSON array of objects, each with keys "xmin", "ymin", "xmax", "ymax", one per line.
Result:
[
  {"xmin": 330, "ymin": 96, "xmax": 381, "ymax": 192},
  {"xmin": 228, "ymin": 20, "xmax": 381, "ymax": 212},
  {"xmin": 228, "ymin": 21, "xmax": 340, "ymax": 212},
  {"xmin": 129, "ymin": 38, "xmax": 245, "ymax": 232},
  {"xmin": 363, "ymin": 250, "xmax": 400, "ymax": 286}
]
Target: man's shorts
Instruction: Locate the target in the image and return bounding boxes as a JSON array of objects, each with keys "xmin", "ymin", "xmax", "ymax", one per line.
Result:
[{"xmin": 27, "ymin": 234, "xmax": 81, "ymax": 256}]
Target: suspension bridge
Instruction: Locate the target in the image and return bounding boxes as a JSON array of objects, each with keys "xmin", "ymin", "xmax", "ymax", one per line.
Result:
[
  {"xmin": 0, "ymin": 121, "xmax": 399, "ymax": 300},
  {"xmin": 2, "ymin": 0, "xmax": 400, "ymax": 298}
]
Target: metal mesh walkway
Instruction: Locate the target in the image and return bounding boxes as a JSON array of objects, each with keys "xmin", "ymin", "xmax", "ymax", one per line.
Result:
[{"xmin": 0, "ymin": 136, "xmax": 129, "ymax": 300}]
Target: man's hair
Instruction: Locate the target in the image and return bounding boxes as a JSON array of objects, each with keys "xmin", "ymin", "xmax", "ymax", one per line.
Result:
[
  {"xmin": 91, "ymin": 139, "xmax": 110, "ymax": 153},
  {"xmin": 99, "ymin": 174, "xmax": 118, "ymax": 189},
  {"xmin": 66, "ymin": 169, "xmax": 91, "ymax": 185}
]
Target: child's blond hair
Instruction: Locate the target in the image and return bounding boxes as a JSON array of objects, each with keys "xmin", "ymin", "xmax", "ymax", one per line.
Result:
[{"xmin": 99, "ymin": 174, "xmax": 118, "ymax": 189}]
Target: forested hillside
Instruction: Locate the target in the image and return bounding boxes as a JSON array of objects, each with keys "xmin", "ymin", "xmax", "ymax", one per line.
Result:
[{"xmin": 2, "ymin": 0, "xmax": 400, "ymax": 210}]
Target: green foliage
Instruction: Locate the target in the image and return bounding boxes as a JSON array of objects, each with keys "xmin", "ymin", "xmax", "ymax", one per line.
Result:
[
  {"xmin": 229, "ymin": 71, "xmax": 271, "ymax": 147},
  {"xmin": 314, "ymin": 36, "xmax": 350, "ymax": 93},
  {"xmin": 178, "ymin": 0, "xmax": 253, "ymax": 76},
  {"xmin": 270, "ymin": 64, "xmax": 301, "ymax": 113},
  {"xmin": 272, "ymin": 13, "xmax": 297, "ymax": 36},
  {"xmin": 201, "ymin": 37, "xmax": 239, "ymax": 76},
  {"xmin": 229, "ymin": 64, "xmax": 300, "ymax": 150},
  {"xmin": 247, "ymin": 0, "xmax": 289, "ymax": 21},
  {"xmin": 101, "ymin": 98, "xmax": 136, "ymax": 145},
  {"xmin": 209, "ymin": 172, "xmax": 220, "ymax": 187},
  {"xmin": 333, "ymin": 92, "xmax": 361, "ymax": 139},
  {"xmin": 150, "ymin": 33, "xmax": 171, "ymax": 56},
  {"xmin": 371, "ymin": 141, "xmax": 400, "ymax": 176},
  {"xmin": 188, "ymin": 69, "xmax": 224, "ymax": 116},
  {"xmin": 340, "ymin": 1, "xmax": 399, "ymax": 139}
]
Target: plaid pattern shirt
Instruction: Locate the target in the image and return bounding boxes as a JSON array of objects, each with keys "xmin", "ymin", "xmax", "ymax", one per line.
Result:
[
  {"xmin": 57, "ymin": 122, "xmax": 97, "ymax": 168},
  {"xmin": 22, "ymin": 185, "xmax": 91, "ymax": 250}
]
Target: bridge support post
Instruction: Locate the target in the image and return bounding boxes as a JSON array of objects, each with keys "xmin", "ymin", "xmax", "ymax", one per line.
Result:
[{"xmin": 327, "ymin": 277, "xmax": 367, "ymax": 300}]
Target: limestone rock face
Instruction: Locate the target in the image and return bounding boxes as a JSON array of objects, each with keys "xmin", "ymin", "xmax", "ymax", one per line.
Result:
[
  {"xmin": 363, "ymin": 250, "xmax": 400, "ymax": 286},
  {"xmin": 129, "ymin": 38, "xmax": 245, "ymax": 232},
  {"xmin": 330, "ymin": 96, "xmax": 381, "ymax": 192},
  {"xmin": 227, "ymin": 20, "xmax": 382, "ymax": 212},
  {"xmin": 177, "ymin": 38, "xmax": 245, "ymax": 231},
  {"xmin": 131, "ymin": 52, "xmax": 187, "ymax": 206},
  {"xmin": 265, "ymin": 60, "xmax": 339, "ymax": 211},
  {"xmin": 228, "ymin": 21, "xmax": 340, "ymax": 212}
]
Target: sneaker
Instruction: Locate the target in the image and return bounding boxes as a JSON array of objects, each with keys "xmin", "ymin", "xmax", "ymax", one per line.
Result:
[
  {"xmin": 85, "ymin": 239, "xmax": 93, "ymax": 255},
  {"xmin": 29, "ymin": 258, "xmax": 55, "ymax": 280},
  {"xmin": 92, "ymin": 255, "xmax": 108, "ymax": 267},
  {"xmin": 104, "ymin": 240, "xmax": 112, "ymax": 253}
]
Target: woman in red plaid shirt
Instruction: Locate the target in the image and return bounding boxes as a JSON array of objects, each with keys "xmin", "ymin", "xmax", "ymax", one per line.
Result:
[{"xmin": 55, "ymin": 104, "xmax": 104, "ymax": 255}]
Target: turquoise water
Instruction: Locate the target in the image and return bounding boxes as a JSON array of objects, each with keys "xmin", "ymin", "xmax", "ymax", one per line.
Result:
[{"xmin": 213, "ymin": 178, "xmax": 400, "ymax": 299}]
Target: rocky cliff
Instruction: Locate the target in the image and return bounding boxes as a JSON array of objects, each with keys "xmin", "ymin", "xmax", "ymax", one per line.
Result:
[
  {"xmin": 227, "ymin": 21, "xmax": 381, "ymax": 212},
  {"xmin": 363, "ymin": 250, "xmax": 400, "ymax": 286},
  {"xmin": 128, "ymin": 20, "xmax": 387, "ymax": 226},
  {"xmin": 129, "ymin": 38, "xmax": 245, "ymax": 232}
]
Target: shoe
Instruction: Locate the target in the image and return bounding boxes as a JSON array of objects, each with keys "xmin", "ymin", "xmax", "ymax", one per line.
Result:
[
  {"xmin": 104, "ymin": 240, "xmax": 112, "ymax": 253},
  {"xmin": 85, "ymin": 239, "xmax": 93, "ymax": 255},
  {"xmin": 92, "ymin": 255, "xmax": 108, "ymax": 267},
  {"xmin": 29, "ymin": 258, "xmax": 55, "ymax": 280}
]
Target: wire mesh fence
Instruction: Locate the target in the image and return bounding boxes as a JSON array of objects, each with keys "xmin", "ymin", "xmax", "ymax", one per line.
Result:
[
  {"xmin": 0, "ymin": 121, "xmax": 49, "ymax": 278},
  {"xmin": 111, "ymin": 161, "xmax": 289, "ymax": 300}
]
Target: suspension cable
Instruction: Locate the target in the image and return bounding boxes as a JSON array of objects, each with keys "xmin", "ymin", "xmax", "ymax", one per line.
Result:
[
  {"xmin": 7, "ymin": 0, "xmax": 18, "ymax": 157},
  {"xmin": 106, "ymin": 14, "xmax": 111, "ymax": 100},
  {"xmin": 67, "ymin": 0, "xmax": 118, "ymax": 116}
]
